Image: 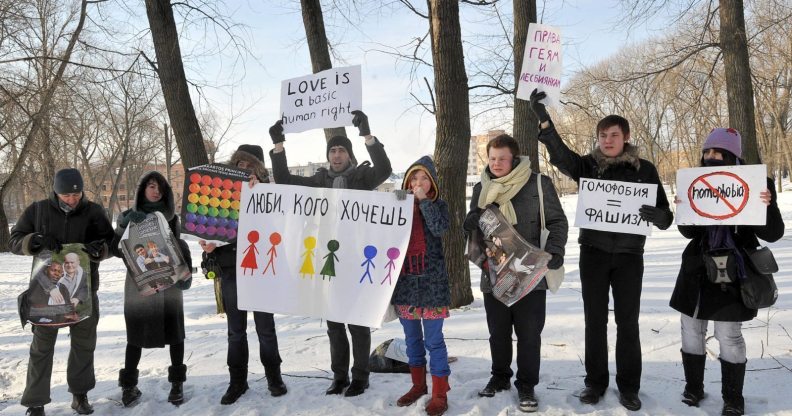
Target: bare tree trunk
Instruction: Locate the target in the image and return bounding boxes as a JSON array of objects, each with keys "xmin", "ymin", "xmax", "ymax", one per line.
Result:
[
  {"xmin": 427, "ymin": 0, "xmax": 473, "ymax": 308},
  {"xmin": 513, "ymin": 0, "xmax": 539, "ymax": 171},
  {"xmin": 145, "ymin": 0, "xmax": 208, "ymax": 169},
  {"xmin": 0, "ymin": 0, "xmax": 89, "ymax": 252},
  {"xmin": 719, "ymin": 0, "xmax": 760, "ymax": 164},
  {"xmin": 300, "ymin": 0, "xmax": 347, "ymax": 142}
]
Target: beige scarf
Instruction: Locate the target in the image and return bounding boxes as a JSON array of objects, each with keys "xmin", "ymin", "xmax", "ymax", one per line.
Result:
[{"xmin": 477, "ymin": 156, "xmax": 532, "ymax": 224}]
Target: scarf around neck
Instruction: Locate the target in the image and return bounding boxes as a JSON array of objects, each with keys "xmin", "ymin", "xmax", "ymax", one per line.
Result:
[
  {"xmin": 707, "ymin": 226, "xmax": 747, "ymax": 280},
  {"xmin": 327, "ymin": 162, "xmax": 357, "ymax": 189},
  {"xmin": 477, "ymin": 156, "xmax": 532, "ymax": 224}
]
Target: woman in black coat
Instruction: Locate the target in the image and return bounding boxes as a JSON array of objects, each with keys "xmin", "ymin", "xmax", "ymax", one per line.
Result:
[
  {"xmin": 111, "ymin": 171, "xmax": 192, "ymax": 407},
  {"xmin": 669, "ymin": 128, "xmax": 784, "ymax": 416}
]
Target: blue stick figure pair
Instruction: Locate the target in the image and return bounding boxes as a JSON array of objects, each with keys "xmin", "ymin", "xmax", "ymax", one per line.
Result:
[{"xmin": 359, "ymin": 245, "xmax": 401, "ymax": 285}]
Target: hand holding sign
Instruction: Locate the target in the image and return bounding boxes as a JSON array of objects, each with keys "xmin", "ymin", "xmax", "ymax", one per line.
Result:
[
  {"xmin": 351, "ymin": 110, "xmax": 370, "ymax": 136},
  {"xmin": 529, "ymin": 89, "xmax": 550, "ymax": 123},
  {"xmin": 675, "ymin": 165, "xmax": 767, "ymax": 225},
  {"xmin": 269, "ymin": 120, "xmax": 285, "ymax": 144}
]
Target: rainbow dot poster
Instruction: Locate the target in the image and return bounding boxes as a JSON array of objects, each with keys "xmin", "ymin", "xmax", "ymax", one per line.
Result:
[{"xmin": 180, "ymin": 163, "xmax": 251, "ymax": 244}]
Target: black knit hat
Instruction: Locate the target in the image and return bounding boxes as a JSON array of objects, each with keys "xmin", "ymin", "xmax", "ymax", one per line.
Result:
[
  {"xmin": 327, "ymin": 136, "xmax": 357, "ymax": 165},
  {"xmin": 53, "ymin": 168, "xmax": 83, "ymax": 194},
  {"xmin": 236, "ymin": 144, "xmax": 264, "ymax": 162}
]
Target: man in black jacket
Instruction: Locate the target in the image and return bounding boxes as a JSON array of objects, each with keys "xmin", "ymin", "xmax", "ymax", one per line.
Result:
[
  {"xmin": 530, "ymin": 90, "xmax": 673, "ymax": 411},
  {"xmin": 268, "ymin": 110, "xmax": 392, "ymax": 397},
  {"xmin": 199, "ymin": 144, "xmax": 288, "ymax": 405},
  {"xmin": 10, "ymin": 168, "xmax": 114, "ymax": 416}
]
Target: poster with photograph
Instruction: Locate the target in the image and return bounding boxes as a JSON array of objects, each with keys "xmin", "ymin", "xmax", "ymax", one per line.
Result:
[
  {"xmin": 120, "ymin": 212, "xmax": 191, "ymax": 296},
  {"xmin": 180, "ymin": 163, "xmax": 250, "ymax": 244},
  {"xmin": 467, "ymin": 205, "xmax": 552, "ymax": 306},
  {"xmin": 23, "ymin": 243, "xmax": 92, "ymax": 327}
]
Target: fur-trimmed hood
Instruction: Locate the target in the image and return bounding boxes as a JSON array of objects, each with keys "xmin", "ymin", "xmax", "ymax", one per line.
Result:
[
  {"xmin": 590, "ymin": 142, "xmax": 641, "ymax": 174},
  {"xmin": 134, "ymin": 171, "xmax": 175, "ymax": 221},
  {"xmin": 229, "ymin": 149, "xmax": 270, "ymax": 183}
]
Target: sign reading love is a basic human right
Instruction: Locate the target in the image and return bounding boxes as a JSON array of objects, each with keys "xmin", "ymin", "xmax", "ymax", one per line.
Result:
[
  {"xmin": 676, "ymin": 164, "xmax": 767, "ymax": 225},
  {"xmin": 279, "ymin": 65, "xmax": 362, "ymax": 134}
]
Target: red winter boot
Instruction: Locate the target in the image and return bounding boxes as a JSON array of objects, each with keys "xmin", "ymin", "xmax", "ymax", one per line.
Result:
[
  {"xmin": 425, "ymin": 375, "xmax": 450, "ymax": 416},
  {"xmin": 397, "ymin": 366, "xmax": 428, "ymax": 406}
]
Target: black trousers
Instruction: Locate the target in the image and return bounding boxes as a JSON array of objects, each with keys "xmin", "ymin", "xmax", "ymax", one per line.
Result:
[
  {"xmin": 483, "ymin": 289, "xmax": 546, "ymax": 388},
  {"xmin": 579, "ymin": 245, "xmax": 644, "ymax": 394},
  {"xmin": 222, "ymin": 278, "xmax": 282, "ymax": 383},
  {"xmin": 327, "ymin": 321, "xmax": 370, "ymax": 382}
]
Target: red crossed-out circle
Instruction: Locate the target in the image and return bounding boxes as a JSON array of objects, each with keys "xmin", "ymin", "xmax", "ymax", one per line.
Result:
[{"xmin": 687, "ymin": 171, "xmax": 749, "ymax": 220}]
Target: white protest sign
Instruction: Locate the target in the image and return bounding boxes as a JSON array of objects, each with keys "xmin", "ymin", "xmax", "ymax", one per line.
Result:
[
  {"xmin": 516, "ymin": 23, "xmax": 562, "ymax": 107},
  {"xmin": 574, "ymin": 178, "xmax": 658, "ymax": 236},
  {"xmin": 675, "ymin": 164, "xmax": 767, "ymax": 225},
  {"xmin": 236, "ymin": 183, "xmax": 413, "ymax": 328},
  {"xmin": 280, "ymin": 65, "xmax": 362, "ymax": 134}
]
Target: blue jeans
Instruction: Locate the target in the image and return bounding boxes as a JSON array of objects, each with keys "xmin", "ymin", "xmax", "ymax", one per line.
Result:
[
  {"xmin": 399, "ymin": 318, "xmax": 450, "ymax": 377},
  {"xmin": 680, "ymin": 314, "xmax": 746, "ymax": 363}
]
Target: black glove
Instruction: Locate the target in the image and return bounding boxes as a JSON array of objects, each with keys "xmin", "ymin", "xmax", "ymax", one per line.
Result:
[
  {"xmin": 127, "ymin": 211, "xmax": 147, "ymax": 224},
  {"xmin": 463, "ymin": 210, "xmax": 481, "ymax": 232},
  {"xmin": 351, "ymin": 110, "xmax": 370, "ymax": 136},
  {"xmin": 269, "ymin": 120, "xmax": 285, "ymax": 144},
  {"xmin": 639, "ymin": 205, "xmax": 673, "ymax": 229},
  {"xmin": 32, "ymin": 234, "xmax": 62, "ymax": 253},
  {"xmin": 529, "ymin": 88, "xmax": 550, "ymax": 124},
  {"xmin": 82, "ymin": 239, "xmax": 105, "ymax": 260},
  {"xmin": 547, "ymin": 253, "xmax": 564, "ymax": 270}
]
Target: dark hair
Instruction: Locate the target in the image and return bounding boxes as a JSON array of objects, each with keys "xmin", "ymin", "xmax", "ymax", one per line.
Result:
[
  {"xmin": 596, "ymin": 115, "xmax": 630, "ymax": 136},
  {"xmin": 700, "ymin": 147, "xmax": 738, "ymax": 167},
  {"xmin": 486, "ymin": 134, "xmax": 520, "ymax": 158},
  {"xmin": 134, "ymin": 244, "xmax": 145, "ymax": 251}
]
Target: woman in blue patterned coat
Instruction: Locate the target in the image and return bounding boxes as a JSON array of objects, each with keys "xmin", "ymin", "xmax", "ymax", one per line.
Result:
[{"xmin": 391, "ymin": 156, "xmax": 451, "ymax": 416}]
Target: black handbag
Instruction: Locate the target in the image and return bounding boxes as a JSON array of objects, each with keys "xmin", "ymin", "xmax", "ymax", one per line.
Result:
[
  {"xmin": 740, "ymin": 246, "xmax": 779, "ymax": 309},
  {"xmin": 703, "ymin": 248, "xmax": 739, "ymax": 284}
]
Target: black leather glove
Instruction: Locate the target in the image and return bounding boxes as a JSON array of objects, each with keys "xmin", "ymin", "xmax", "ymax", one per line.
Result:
[
  {"xmin": 529, "ymin": 88, "xmax": 551, "ymax": 124},
  {"xmin": 127, "ymin": 211, "xmax": 147, "ymax": 224},
  {"xmin": 547, "ymin": 253, "xmax": 564, "ymax": 270},
  {"xmin": 639, "ymin": 205, "xmax": 673, "ymax": 229},
  {"xmin": 351, "ymin": 110, "xmax": 370, "ymax": 136},
  {"xmin": 463, "ymin": 210, "xmax": 481, "ymax": 232},
  {"xmin": 33, "ymin": 234, "xmax": 62, "ymax": 253},
  {"xmin": 82, "ymin": 239, "xmax": 105, "ymax": 260},
  {"xmin": 269, "ymin": 120, "xmax": 285, "ymax": 144},
  {"xmin": 393, "ymin": 189, "xmax": 409, "ymax": 201}
]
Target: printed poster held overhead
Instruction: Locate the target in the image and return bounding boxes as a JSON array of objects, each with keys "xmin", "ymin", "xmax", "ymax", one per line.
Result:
[
  {"xmin": 280, "ymin": 65, "xmax": 362, "ymax": 134},
  {"xmin": 675, "ymin": 164, "xmax": 767, "ymax": 225},
  {"xmin": 236, "ymin": 183, "xmax": 413, "ymax": 328},
  {"xmin": 119, "ymin": 212, "xmax": 191, "ymax": 296},
  {"xmin": 180, "ymin": 163, "xmax": 250, "ymax": 245},
  {"xmin": 20, "ymin": 244, "xmax": 92, "ymax": 327}
]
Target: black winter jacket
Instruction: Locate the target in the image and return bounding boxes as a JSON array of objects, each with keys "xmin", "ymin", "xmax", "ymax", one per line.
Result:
[
  {"xmin": 669, "ymin": 177, "xmax": 784, "ymax": 322},
  {"xmin": 466, "ymin": 169, "xmax": 569, "ymax": 294},
  {"xmin": 538, "ymin": 124, "xmax": 671, "ymax": 254},
  {"xmin": 10, "ymin": 193, "xmax": 114, "ymax": 291},
  {"xmin": 111, "ymin": 171, "xmax": 192, "ymax": 348},
  {"xmin": 268, "ymin": 138, "xmax": 392, "ymax": 191}
]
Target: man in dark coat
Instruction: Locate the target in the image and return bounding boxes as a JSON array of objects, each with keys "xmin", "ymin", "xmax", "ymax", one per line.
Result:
[
  {"xmin": 530, "ymin": 90, "xmax": 673, "ymax": 411},
  {"xmin": 10, "ymin": 168, "xmax": 114, "ymax": 416},
  {"xmin": 199, "ymin": 144, "xmax": 288, "ymax": 405},
  {"xmin": 268, "ymin": 110, "xmax": 392, "ymax": 397}
]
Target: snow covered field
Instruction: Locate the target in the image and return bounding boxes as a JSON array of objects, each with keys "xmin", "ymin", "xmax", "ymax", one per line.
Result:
[{"xmin": 1, "ymin": 186, "xmax": 791, "ymax": 416}]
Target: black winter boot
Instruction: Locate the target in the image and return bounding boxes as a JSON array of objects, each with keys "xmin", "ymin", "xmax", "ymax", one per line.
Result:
[
  {"xmin": 168, "ymin": 364, "xmax": 187, "ymax": 405},
  {"xmin": 720, "ymin": 359, "xmax": 746, "ymax": 415},
  {"xmin": 265, "ymin": 366, "xmax": 288, "ymax": 397},
  {"xmin": 71, "ymin": 394, "xmax": 94, "ymax": 415},
  {"xmin": 118, "ymin": 369, "xmax": 142, "ymax": 407},
  {"xmin": 681, "ymin": 351, "xmax": 706, "ymax": 407}
]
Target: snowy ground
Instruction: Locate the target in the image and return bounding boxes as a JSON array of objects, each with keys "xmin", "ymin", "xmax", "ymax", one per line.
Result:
[{"xmin": 1, "ymin": 186, "xmax": 791, "ymax": 416}]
